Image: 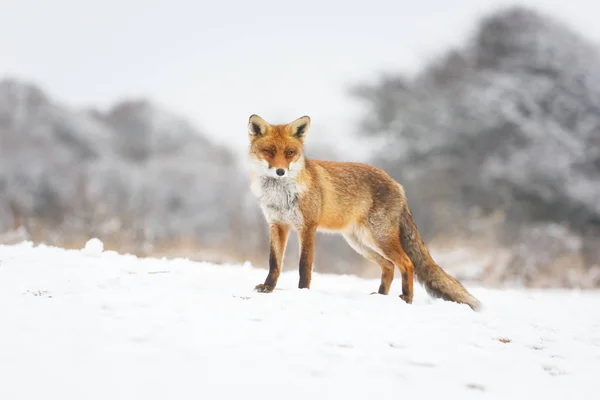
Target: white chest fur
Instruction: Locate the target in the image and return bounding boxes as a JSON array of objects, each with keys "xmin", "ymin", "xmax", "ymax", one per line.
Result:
[{"xmin": 252, "ymin": 176, "xmax": 304, "ymax": 226}]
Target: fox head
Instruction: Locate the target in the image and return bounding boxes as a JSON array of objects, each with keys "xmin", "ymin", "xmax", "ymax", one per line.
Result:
[{"xmin": 247, "ymin": 114, "xmax": 310, "ymax": 179}]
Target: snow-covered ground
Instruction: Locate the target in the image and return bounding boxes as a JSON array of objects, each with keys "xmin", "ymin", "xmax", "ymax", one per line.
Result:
[{"xmin": 0, "ymin": 240, "xmax": 598, "ymax": 399}]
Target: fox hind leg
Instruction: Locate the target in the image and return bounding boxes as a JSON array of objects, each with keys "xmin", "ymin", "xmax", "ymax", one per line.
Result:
[
  {"xmin": 343, "ymin": 232, "xmax": 395, "ymax": 295},
  {"xmin": 372, "ymin": 232, "xmax": 415, "ymax": 304},
  {"xmin": 391, "ymin": 246, "xmax": 414, "ymax": 304},
  {"xmin": 358, "ymin": 217, "xmax": 415, "ymax": 304}
]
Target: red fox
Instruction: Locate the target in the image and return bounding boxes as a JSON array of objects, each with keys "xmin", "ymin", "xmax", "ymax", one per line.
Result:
[{"xmin": 247, "ymin": 114, "xmax": 482, "ymax": 311}]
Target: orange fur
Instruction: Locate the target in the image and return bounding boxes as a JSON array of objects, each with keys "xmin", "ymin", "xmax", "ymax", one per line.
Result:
[{"xmin": 247, "ymin": 114, "xmax": 482, "ymax": 311}]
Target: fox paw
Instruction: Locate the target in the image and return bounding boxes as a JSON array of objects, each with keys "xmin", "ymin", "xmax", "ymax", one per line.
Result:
[
  {"xmin": 254, "ymin": 283, "xmax": 275, "ymax": 293},
  {"xmin": 370, "ymin": 291, "xmax": 385, "ymax": 295},
  {"xmin": 399, "ymin": 294, "xmax": 413, "ymax": 304}
]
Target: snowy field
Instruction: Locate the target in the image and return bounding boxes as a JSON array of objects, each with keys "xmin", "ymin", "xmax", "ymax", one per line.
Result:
[{"xmin": 0, "ymin": 240, "xmax": 598, "ymax": 399}]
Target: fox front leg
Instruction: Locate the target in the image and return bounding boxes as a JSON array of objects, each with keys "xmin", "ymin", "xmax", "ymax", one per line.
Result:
[
  {"xmin": 255, "ymin": 223, "xmax": 289, "ymax": 293},
  {"xmin": 297, "ymin": 224, "xmax": 317, "ymax": 289}
]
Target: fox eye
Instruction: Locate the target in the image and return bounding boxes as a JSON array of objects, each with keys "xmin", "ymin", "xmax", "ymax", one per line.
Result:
[
  {"xmin": 263, "ymin": 149, "xmax": 274, "ymax": 156},
  {"xmin": 285, "ymin": 150, "xmax": 294, "ymax": 157}
]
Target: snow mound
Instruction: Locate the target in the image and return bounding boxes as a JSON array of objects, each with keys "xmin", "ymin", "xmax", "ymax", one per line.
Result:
[
  {"xmin": 81, "ymin": 238, "xmax": 104, "ymax": 256},
  {"xmin": 0, "ymin": 242, "xmax": 598, "ymax": 399}
]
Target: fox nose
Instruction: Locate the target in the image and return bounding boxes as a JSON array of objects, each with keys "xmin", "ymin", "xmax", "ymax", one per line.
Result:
[{"xmin": 276, "ymin": 168, "xmax": 285, "ymax": 176}]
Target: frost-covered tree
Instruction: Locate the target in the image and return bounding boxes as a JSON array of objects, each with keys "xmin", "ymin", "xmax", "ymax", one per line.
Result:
[
  {"xmin": 351, "ymin": 6, "xmax": 600, "ymax": 287},
  {"xmin": 0, "ymin": 79, "xmax": 262, "ymax": 262}
]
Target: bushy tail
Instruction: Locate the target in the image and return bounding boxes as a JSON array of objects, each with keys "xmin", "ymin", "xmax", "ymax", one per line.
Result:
[{"xmin": 399, "ymin": 205, "xmax": 482, "ymax": 311}]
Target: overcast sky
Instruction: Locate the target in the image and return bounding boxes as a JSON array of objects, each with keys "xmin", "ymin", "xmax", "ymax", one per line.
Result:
[{"xmin": 2, "ymin": 0, "xmax": 599, "ymax": 157}]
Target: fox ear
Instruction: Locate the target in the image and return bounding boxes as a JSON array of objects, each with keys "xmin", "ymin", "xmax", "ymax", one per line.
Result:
[
  {"xmin": 288, "ymin": 115, "xmax": 311, "ymax": 140},
  {"xmin": 248, "ymin": 114, "xmax": 269, "ymax": 137}
]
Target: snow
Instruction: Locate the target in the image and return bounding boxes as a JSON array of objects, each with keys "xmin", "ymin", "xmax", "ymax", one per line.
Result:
[
  {"xmin": 0, "ymin": 240, "xmax": 598, "ymax": 399},
  {"xmin": 81, "ymin": 237, "xmax": 104, "ymax": 256}
]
